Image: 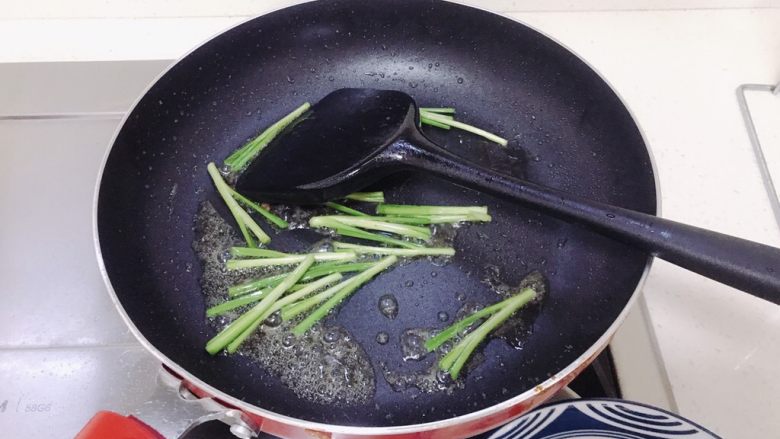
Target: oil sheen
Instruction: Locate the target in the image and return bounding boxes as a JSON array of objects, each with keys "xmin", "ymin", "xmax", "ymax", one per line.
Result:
[{"xmin": 194, "ymin": 202, "xmax": 375, "ymax": 405}]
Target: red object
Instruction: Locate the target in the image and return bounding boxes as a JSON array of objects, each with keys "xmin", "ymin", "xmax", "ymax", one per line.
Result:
[
  {"xmin": 76, "ymin": 344, "xmax": 603, "ymax": 438},
  {"xmin": 75, "ymin": 411, "xmax": 164, "ymax": 439}
]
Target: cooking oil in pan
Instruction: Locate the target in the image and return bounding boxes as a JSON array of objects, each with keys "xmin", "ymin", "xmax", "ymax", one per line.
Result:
[
  {"xmin": 243, "ymin": 322, "xmax": 375, "ymax": 405},
  {"xmin": 192, "ymin": 199, "xmax": 541, "ymax": 402},
  {"xmin": 194, "ymin": 202, "xmax": 375, "ymax": 404},
  {"xmin": 400, "ymin": 328, "xmax": 432, "ymax": 361},
  {"xmin": 380, "ymin": 351, "xmax": 466, "ymax": 395},
  {"xmin": 378, "ymin": 294, "xmax": 399, "ymax": 320},
  {"xmin": 381, "ymin": 271, "xmax": 546, "ymax": 394},
  {"xmin": 483, "ymin": 269, "xmax": 547, "ymax": 350},
  {"xmin": 193, "ymin": 202, "xmax": 267, "ymax": 318}
]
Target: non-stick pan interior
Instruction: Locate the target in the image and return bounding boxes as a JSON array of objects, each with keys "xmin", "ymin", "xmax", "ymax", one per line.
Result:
[{"xmin": 97, "ymin": 0, "xmax": 656, "ymax": 427}]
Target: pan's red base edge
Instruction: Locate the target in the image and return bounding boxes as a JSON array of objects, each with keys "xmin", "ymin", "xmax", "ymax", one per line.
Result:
[
  {"xmin": 155, "ymin": 346, "xmax": 603, "ymax": 439},
  {"xmin": 248, "ymin": 343, "xmax": 602, "ymax": 439},
  {"xmin": 245, "ymin": 351, "xmax": 593, "ymax": 439},
  {"xmin": 73, "ymin": 347, "xmax": 597, "ymax": 439},
  {"xmin": 75, "ymin": 411, "xmax": 165, "ymax": 439},
  {"xmin": 239, "ymin": 378, "xmax": 570, "ymax": 439}
]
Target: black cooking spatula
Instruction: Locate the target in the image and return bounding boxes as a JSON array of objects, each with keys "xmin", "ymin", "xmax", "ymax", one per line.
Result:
[{"xmin": 236, "ymin": 88, "xmax": 780, "ymax": 304}]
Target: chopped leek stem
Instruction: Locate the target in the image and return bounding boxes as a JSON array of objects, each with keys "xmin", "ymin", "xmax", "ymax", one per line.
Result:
[
  {"xmin": 281, "ymin": 277, "xmax": 353, "ymax": 321},
  {"xmin": 420, "ymin": 114, "xmax": 452, "ymax": 130},
  {"xmin": 420, "ymin": 107, "xmax": 456, "ymax": 114},
  {"xmin": 205, "ymin": 256, "xmax": 314, "ymax": 355},
  {"xmin": 333, "ymin": 242, "xmax": 454, "ymax": 257},
  {"xmin": 309, "ymin": 219, "xmax": 421, "ymax": 249},
  {"xmin": 226, "ymin": 252, "xmax": 356, "ymax": 270},
  {"xmin": 206, "ymin": 288, "xmax": 270, "ymax": 317},
  {"xmin": 420, "ymin": 112, "xmax": 507, "ymax": 146},
  {"xmin": 345, "ymin": 192, "xmax": 385, "ymax": 203},
  {"xmin": 377, "ymin": 204, "xmax": 487, "ymax": 216},
  {"xmin": 223, "ymin": 102, "xmax": 310, "ymax": 172},
  {"xmin": 225, "ymin": 273, "xmax": 342, "ymax": 352},
  {"xmin": 230, "ymin": 247, "xmax": 287, "ymax": 258},
  {"xmin": 228, "ymin": 262, "xmax": 374, "ymax": 297},
  {"xmin": 311, "ymin": 216, "xmax": 430, "ymax": 240},
  {"xmin": 325, "ymin": 201, "xmax": 369, "ymax": 217},
  {"xmin": 292, "ymin": 256, "xmax": 397, "ymax": 335},
  {"xmin": 207, "ymin": 162, "xmax": 270, "ymax": 245},
  {"xmin": 436, "ymin": 288, "xmax": 536, "ymax": 379},
  {"xmin": 230, "ymin": 189, "xmax": 289, "ymax": 229}
]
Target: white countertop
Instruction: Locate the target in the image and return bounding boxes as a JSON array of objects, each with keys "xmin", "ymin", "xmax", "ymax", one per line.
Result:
[{"xmin": 2, "ymin": 2, "xmax": 779, "ymax": 438}]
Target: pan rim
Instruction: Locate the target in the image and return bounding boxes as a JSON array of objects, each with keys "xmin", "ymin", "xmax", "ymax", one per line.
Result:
[{"xmin": 92, "ymin": 0, "xmax": 662, "ymax": 434}]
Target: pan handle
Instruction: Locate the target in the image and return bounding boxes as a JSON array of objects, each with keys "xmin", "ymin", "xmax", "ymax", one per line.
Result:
[
  {"xmin": 400, "ymin": 134, "xmax": 780, "ymax": 305},
  {"xmin": 75, "ymin": 368, "xmax": 259, "ymax": 439}
]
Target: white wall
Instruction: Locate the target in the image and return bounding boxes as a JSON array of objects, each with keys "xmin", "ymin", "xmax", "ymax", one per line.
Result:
[
  {"xmin": 2, "ymin": 0, "xmax": 780, "ymax": 18},
  {"xmin": 2, "ymin": 0, "xmax": 779, "ymax": 62}
]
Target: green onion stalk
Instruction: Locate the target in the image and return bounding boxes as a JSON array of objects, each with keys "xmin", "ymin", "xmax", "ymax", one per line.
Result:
[
  {"xmin": 310, "ymin": 216, "xmax": 431, "ymax": 240},
  {"xmin": 291, "ymin": 256, "xmax": 397, "ymax": 335},
  {"xmin": 205, "ymin": 255, "xmax": 315, "ymax": 355},
  {"xmin": 230, "ymin": 190, "xmax": 289, "ymax": 229},
  {"xmin": 418, "ymin": 111, "xmax": 507, "ymax": 146},
  {"xmin": 433, "ymin": 288, "xmax": 536, "ymax": 379},
  {"xmin": 227, "ymin": 261, "xmax": 375, "ymax": 297},
  {"xmin": 324, "ymin": 201, "xmax": 369, "ymax": 217},
  {"xmin": 345, "ymin": 192, "xmax": 385, "ymax": 203},
  {"xmin": 377, "ymin": 204, "xmax": 488, "ymax": 216},
  {"xmin": 225, "ymin": 273, "xmax": 342, "ymax": 353},
  {"xmin": 223, "ymin": 102, "xmax": 311, "ymax": 173},
  {"xmin": 309, "ymin": 218, "xmax": 421, "ymax": 249},
  {"xmin": 420, "ymin": 107, "xmax": 456, "ymax": 114},
  {"xmin": 333, "ymin": 242, "xmax": 454, "ymax": 257},
  {"xmin": 207, "ymin": 162, "xmax": 270, "ymax": 246},
  {"xmin": 225, "ymin": 252, "xmax": 356, "ymax": 270},
  {"xmin": 360, "ymin": 214, "xmax": 491, "ymax": 224}
]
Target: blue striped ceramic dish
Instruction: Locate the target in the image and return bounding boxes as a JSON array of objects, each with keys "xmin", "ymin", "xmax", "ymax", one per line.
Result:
[{"xmin": 488, "ymin": 399, "xmax": 720, "ymax": 439}]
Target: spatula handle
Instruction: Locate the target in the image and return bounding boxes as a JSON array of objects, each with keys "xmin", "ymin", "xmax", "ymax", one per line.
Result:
[{"xmin": 400, "ymin": 137, "xmax": 780, "ymax": 304}]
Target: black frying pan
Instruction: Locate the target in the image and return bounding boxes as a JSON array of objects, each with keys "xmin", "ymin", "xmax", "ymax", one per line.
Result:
[{"xmin": 97, "ymin": 0, "xmax": 657, "ymax": 429}]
